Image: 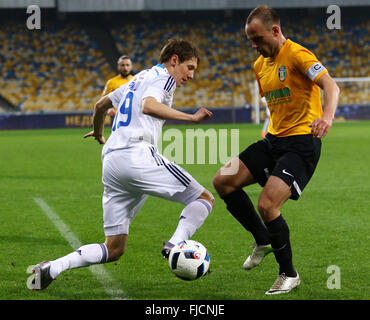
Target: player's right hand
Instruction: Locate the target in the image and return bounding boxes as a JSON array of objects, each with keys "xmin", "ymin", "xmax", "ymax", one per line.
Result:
[
  {"xmin": 191, "ymin": 107, "xmax": 213, "ymax": 123},
  {"xmin": 309, "ymin": 117, "xmax": 332, "ymax": 138},
  {"xmin": 83, "ymin": 131, "xmax": 106, "ymax": 144},
  {"xmin": 107, "ymin": 108, "xmax": 116, "ymax": 117}
]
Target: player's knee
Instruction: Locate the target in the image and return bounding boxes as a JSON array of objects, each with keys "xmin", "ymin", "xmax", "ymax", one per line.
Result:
[
  {"xmin": 257, "ymin": 194, "xmax": 270, "ymax": 210},
  {"xmin": 257, "ymin": 198, "xmax": 278, "ymax": 223},
  {"xmin": 198, "ymin": 189, "xmax": 215, "ymax": 207},
  {"xmin": 212, "ymin": 173, "xmax": 222, "ymax": 194},
  {"xmin": 212, "ymin": 173, "xmax": 231, "ymax": 196}
]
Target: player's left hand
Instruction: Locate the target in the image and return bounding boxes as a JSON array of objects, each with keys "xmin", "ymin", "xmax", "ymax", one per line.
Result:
[
  {"xmin": 83, "ymin": 131, "xmax": 106, "ymax": 144},
  {"xmin": 310, "ymin": 118, "xmax": 332, "ymax": 138}
]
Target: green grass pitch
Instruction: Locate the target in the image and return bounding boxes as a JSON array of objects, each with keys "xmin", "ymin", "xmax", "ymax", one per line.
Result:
[{"xmin": 0, "ymin": 121, "xmax": 369, "ymax": 300}]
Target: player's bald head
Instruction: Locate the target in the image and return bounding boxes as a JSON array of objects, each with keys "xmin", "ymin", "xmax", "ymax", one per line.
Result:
[
  {"xmin": 117, "ymin": 55, "xmax": 131, "ymax": 64},
  {"xmin": 246, "ymin": 5, "xmax": 280, "ymax": 30}
]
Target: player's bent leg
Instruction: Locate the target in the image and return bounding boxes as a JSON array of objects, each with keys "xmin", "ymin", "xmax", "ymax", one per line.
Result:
[
  {"xmin": 213, "ymin": 158, "xmax": 271, "ymax": 269},
  {"xmin": 163, "ymin": 189, "xmax": 214, "ymax": 259},
  {"xmin": 49, "ymin": 243, "xmax": 109, "ymax": 278},
  {"xmin": 257, "ymin": 176, "xmax": 291, "ymax": 223},
  {"xmin": 258, "ymin": 176, "xmax": 298, "ymax": 285},
  {"xmin": 197, "ymin": 188, "xmax": 215, "ymax": 207},
  {"xmin": 29, "ymin": 241, "xmax": 111, "ymax": 290},
  {"xmin": 105, "ymin": 234, "xmax": 128, "ymax": 262},
  {"xmin": 212, "ymin": 157, "xmax": 254, "ymax": 197}
]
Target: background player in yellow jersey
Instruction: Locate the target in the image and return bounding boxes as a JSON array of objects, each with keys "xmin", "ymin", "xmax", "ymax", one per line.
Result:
[
  {"xmin": 102, "ymin": 55, "xmax": 134, "ymax": 117},
  {"xmin": 213, "ymin": 5, "xmax": 339, "ymax": 295}
]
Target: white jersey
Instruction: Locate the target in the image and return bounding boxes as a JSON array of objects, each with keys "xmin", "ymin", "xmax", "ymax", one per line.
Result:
[{"xmin": 102, "ymin": 63, "xmax": 176, "ymax": 158}]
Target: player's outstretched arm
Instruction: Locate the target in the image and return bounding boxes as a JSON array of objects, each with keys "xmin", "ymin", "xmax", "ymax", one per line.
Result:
[
  {"xmin": 84, "ymin": 95, "xmax": 113, "ymax": 144},
  {"xmin": 310, "ymin": 73, "xmax": 340, "ymax": 138},
  {"xmin": 142, "ymin": 97, "xmax": 212, "ymax": 123},
  {"xmin": 191, "ymin": 107, "xmax": 213, "ymax": 123}
]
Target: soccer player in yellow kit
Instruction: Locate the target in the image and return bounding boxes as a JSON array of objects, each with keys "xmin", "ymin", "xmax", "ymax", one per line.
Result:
[
  {"xmin": 102, "ymin": 55, "xmax": 134, "ymax": 117},
  {"xmin": 213, "ymin": 5, "xmax": 339, "ymax": 295}
]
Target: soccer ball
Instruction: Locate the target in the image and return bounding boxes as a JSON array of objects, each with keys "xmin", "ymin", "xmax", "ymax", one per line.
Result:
[{"xmin": 168, "ymin": 240, "xmax": 210, "ymax": 281}]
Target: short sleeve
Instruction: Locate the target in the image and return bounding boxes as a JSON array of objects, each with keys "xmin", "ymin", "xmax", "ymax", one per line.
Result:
[
  {"xmin": 108, "ymin": 83, "xmax": 127, "ymax": 109},
  {"xmin": 253, "ymin": 57, "xmax": 265, "ymax": 97},
  {"xmin": 102, "ymin": 85, "xmax": 108, "ymax": 96},
  {"xmin": 102, "ymin": 79, "xmax": 113, "ymax": 96},
  {"xmin": 294, "ymin": 49, "xmax": 328, "ymax": 82},
  {"xmin": 255, "ymin": 74, "xmax": 264, "ymax": 98},
  {"xmin": 142, "ymin": 74, "xmax": 175, "ymax": 104}
]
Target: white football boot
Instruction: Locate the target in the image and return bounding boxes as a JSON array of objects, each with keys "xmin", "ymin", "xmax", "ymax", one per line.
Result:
[
  {"xmin": 243, "ymin": 242, "xmax": 273, "ymax": 270},
  {"xmin": 265, "ymin": 272, "xmax": 300, "ymax": 295},
  {"xmin": 161, "ymin": 241, "xmax": 175, "ymax": 259},
  {"xmin": 27, "ymin": 261, "xmax": 54, "ymax": 290}
]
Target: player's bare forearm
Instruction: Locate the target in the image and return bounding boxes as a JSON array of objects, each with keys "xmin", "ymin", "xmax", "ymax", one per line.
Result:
[
  {"xmin": 142, "ymin": 97, "xmax": 212, "ymax": 123},
  {"xmin": 84, "ymin": 95, "xmax": 112, "ymax": 144},
  {"xmin": 311, "ymin": 73, "xmax": 340, "ymax": 138},
  {"xmin": 93, "ymin": 109, "xmax": 107, "ymax": 139},
  {"xmin": 320, "ymin": 74, "xmax": 340, "ymax": 121},
  {"xmin": 142, "ymin": 97, "xmax": 193, "ymax": 121}
]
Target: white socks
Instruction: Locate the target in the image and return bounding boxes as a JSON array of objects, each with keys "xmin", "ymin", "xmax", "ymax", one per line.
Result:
[
  {"xmin": 48, "ymin": 200, "xmax": 212, "ymax": 279},
  {"xmin": 49, "ymin": 243, "xmax": 108, "ymax": 279},
  {"xmin": 169, "ymin": 199, "xmax": 212, "ymax": 245}
]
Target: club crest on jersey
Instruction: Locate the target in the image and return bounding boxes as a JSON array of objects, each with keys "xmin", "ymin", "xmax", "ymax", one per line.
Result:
[
  {"xmin": 129, "ymin": 80, "xmax": 141, "ymax": 91},
  {"xmin": 278, "ymin": 66, "xmax": 286, "ymax": 82}
]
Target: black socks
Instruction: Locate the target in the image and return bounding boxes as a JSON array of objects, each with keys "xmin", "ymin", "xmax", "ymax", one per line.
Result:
[
  {"xmin": 222, "ymin": 189, "xmax": 296, "ymax": 277},
  {"xmin": 222, "ymin": 189, "xmax": 270, "ymax": 246},
  {"xmin": 265, "ymin": 215, "xmax": 297, "ymax": 277}
]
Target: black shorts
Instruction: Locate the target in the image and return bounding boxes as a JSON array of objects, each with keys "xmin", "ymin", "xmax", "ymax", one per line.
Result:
[{"xmin": 239, "ymin": 133, "xmax": 322, "ymax": 200}]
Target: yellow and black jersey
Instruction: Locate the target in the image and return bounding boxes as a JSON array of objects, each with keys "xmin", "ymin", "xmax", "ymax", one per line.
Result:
[
  {"xmin": 254, "ymin": 39, "xmax": 328, "ymax": 137},
  {"xmin": 102, "ymin": 74, "xmax": 133, "ymax": 96}
]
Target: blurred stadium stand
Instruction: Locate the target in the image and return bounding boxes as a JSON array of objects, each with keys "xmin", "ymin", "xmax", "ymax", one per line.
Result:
[
  {"xmin": 0, "ymin": 18, "xmax": 114, "ymax": 112},
  {"xmin": 0, "ymin": 1, "xmax": 368, "ymax": 119}
]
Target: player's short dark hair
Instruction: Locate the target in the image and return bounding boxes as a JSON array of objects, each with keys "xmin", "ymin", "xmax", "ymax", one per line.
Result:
[
  {"xmin": 118, "ymin": 55, "xmax": 131, "ymax": 62},
  {"xmin": 159, "ymin": 38, "xmax": 200, "ymax": 65},
  {"xmin": 246, "ymin": 5, "xmax": 280, "ymax": 29}
]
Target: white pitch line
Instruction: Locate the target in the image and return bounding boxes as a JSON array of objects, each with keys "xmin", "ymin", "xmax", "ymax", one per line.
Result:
[{"xmin": 33, "ymin": 197, "xmax": 129, "ymax": 300}]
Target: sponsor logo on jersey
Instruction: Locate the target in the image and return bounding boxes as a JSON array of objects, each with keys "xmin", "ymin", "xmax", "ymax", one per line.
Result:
[
  {"xmin": 264, "ymin": 87, "xmax": 291, "ymax": 102},
  {"xmin": 278, "ymin": 65, "xmax": 287, "ymax": 81}
]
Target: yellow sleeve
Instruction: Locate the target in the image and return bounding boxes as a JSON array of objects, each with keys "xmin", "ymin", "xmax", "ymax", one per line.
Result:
[
  {"xmin": 253, "ymin": 57, "xmax": 265, "ymax": 97},
  {"xmin": 102, "ymin": 79, "xmax": 113, "ymax": 96},
  {"xmin": 294, "ymin": 49, "xmax": 328, "ymax": 82}
]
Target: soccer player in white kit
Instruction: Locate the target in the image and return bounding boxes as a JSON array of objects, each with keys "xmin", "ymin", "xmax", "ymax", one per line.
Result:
[{"xmin": 29, "ymin": 39, "xmax": 214, "ymax": 290}]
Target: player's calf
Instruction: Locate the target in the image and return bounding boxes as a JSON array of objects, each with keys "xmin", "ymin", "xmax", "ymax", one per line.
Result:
[{"xmin": 105, "ymin": 234, "xmax": 127, "ymax": 262}]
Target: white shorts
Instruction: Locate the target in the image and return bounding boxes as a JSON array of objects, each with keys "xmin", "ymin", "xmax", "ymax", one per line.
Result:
[{"xmin": 102, "ymin": 142, "xmax": 205, "ymax": 236}]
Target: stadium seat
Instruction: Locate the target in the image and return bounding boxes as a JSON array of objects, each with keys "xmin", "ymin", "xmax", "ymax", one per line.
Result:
[{"xmin": 0, "ymin": 10, "xmax": 368, "ymax": 112}]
